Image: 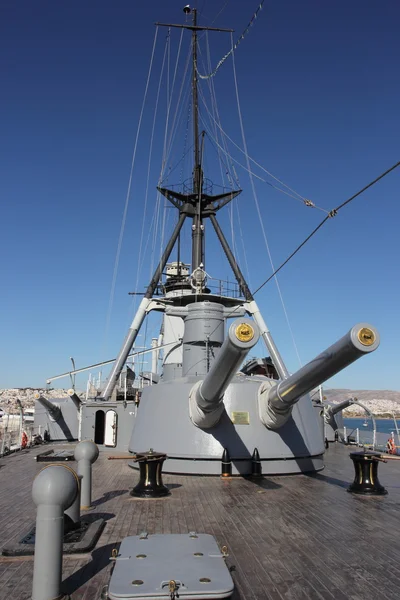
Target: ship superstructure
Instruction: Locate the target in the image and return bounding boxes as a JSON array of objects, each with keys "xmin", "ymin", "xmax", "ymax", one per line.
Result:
[{"xmin": 33, "ymin": 6, "xmax": 380, "ymax": 475}]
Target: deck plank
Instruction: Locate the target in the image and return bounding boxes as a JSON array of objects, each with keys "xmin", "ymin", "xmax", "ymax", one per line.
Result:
[{"xmin": 1, "ymin": 443, "xmax": 400, "ymax": 599}]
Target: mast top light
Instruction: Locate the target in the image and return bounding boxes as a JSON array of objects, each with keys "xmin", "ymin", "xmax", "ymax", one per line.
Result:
[{"xmin": 183, "ymin": 5, "xmax": 191, "ymax": 14}]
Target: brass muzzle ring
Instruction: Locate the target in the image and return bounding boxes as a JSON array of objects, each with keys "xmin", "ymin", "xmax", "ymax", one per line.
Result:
[
  {"xmin": 235, "ymin": 323, "xmax": 255, "ymax": 342},
  {"xmin": 357, "ymin": 327, "xmax": 375, "ymax": 346}
]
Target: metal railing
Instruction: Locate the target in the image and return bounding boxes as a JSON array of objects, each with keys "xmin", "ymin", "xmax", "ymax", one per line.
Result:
[
  {"xmin": 341, "ymin": 426, "xmax": 399, "ymax": 453},
  {"xmin": 0, "ymin": 417, "xmax": 46, "ymax": 457}
]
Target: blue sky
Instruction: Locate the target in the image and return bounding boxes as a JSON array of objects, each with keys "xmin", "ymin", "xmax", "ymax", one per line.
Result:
[{"xmin": 1, "ymin": 0, "xmax": 399, "ymax": 391}]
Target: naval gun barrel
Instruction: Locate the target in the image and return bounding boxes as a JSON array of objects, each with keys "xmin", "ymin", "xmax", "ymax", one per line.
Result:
[
  {"xmin": 324, "ymin": 398, "xmax": 356, "ymax": 422},
  {"xmin": 259, "ymin": 323, "xmax": 379, "ymax": 429},
  {"xmin": 189, "ymin": 318, "xmax": 260, "ymax": 428},
  {"xmin": 34, "ymin": 394, "xmax": 61, "ymax": 421},
  {"xmin": 67, "ymin": 389, "xmax": 82, "ymax": 410}
]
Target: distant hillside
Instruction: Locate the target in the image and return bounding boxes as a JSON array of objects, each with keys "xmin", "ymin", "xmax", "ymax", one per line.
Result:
[
  {"xmin": 0, "ymin": 388, "xmax": 83, "ymax": 413},
  {"xmin": 1, "ymin": 387, "xmax": 399, "ymax": 417},
  {"xmin": 323, "ymin": 389, "xmax": 400, "ymax": 416}
]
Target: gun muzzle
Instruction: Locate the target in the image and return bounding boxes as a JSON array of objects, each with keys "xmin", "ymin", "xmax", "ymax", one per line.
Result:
[
  {"xmin": 259, "ymin": 323, "xmax": 379, "ymax": 429},
  {"xmin": 190, "ymin": 318, "xmax": 260, "ymax": 428}
]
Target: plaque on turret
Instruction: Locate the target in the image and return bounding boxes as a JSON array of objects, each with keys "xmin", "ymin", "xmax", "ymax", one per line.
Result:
[{"xmin": 231, "ymin": 411, "xmax": 250, "ymax": 425}]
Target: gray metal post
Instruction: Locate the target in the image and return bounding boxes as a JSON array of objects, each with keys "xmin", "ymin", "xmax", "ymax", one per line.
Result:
[
  {"xmin": 1, "ymin": 412, "xmax": 9, "ymax": 456},
  {"xmin": 64, "ymin": 474, "xmax": 82, "ymax": 531},
  {"xmin": 209, "ymin": 214, "xmax": 253, "ymax": 301},
  {"xmin": 16, "ymin": 399, "xmax": 24, "ymax": 449},
  {"xmin": 245, "ymin": 299, "xmax": 289, "ymax": 379},
  {"xmin": 32, "ymin": 465, "xmax": 78, "ymax": 600},
  {"xmin": 74, "ymin": 441, "xmax": 99, "ymax": 510},
  {"xmin": 102, "ymin": 212, "xmax": 187, "ymax": 401}
]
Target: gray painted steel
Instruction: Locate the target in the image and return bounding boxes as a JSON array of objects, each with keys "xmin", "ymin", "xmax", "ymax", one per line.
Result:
[
  {"xmin": 34, "ymin": 395, "xmax": 61, "ymax": 421},
  {"xmin": 31, "ymin": 464, "xmax": 78, "ymax": 600},
  {"xmin": 313, "ymin": 402, "xmax": 325, "ymax": 445},
  {"xmin": 182, "ymin": 303, "xmax": 224, "ymax": 377},
  {"xmin": 65, "ymin": 474, "xmax": 82, "ymax": 528},
  {"xmin": 129, "ymin": 376, "xmax": 325, "ymax": 475},
  {"xmin": 34, "ymin": 396, "xmax": 79, "ymax": 441},
  {"xmin": 325, "ymin": 398, "xmax": 356, "ymax": 418},
  {"xmin": 189, "ymin": 317, "xmax": 260, "ymax": 428},
  {"xmin": 244, "ymin": 300, "xmax": 289, "ymax": 379},
  {"xmin": 324, "ymin": 398, "xmax": 356, "ymax": 443},
  {"xmin": 75, "ymin": 441, "xmax": 99, "ymax": 510},
  {"xmin": 102, "ymin": 212, "xmax": 187, "ymax": 401},
  {"xmin": 108, "ymin": 533, "xmax": 234, "ymax": 599},
  {"xmin": 324, "ymin": 401, "xmax": 345, "ymax": 442},
  {"xmin": 324, "ymin": 398, "xmax": 376, "ymax": 443},
  {"xmin": 259, "ymin": 323, "xmax": 380, "ymax": 429},
  {"xmin": 67, "ymin": 388, "xmax": 82, "ymax": 409},
  {"xmin": 198, "ymin": 318, "xmax": 260, "ymax": 408},
  {"xmin": 80, "ymin": 401, "xmax": 137, "ymax": 452}
]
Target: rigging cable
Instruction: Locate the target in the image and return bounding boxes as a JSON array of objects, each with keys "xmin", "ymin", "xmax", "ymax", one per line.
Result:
[
  {"xmin": 203, "ymin": 33, "xmax": 240, "ymax": 267},
  {"xmin": 157, "ymin": 141, "xmax": 194, "ymax": 185},
  {"xmin": 140, "ymin": 92, "xmax": 192, "ymax": 288},
  {"xmin": 197, "ymin": 80, "xmax": 322, "ymax": 210},
  {"xmin": 102, "ymin": 26, "xmax": 159, "ymax": 357},
  {"xmin": 207, "ymin": 0, "xmax": 230, "ymax": 28},
  {"xmin": 200, "ymin": 94, "xmax": 326, "ymax": 212},
  {"xmin": 143, "ymin": 85, "xmax": 190, "ymax": 284},
  {"xmin": 198, "ymin": 0, "xmax": 230, "ymax": 37},
  {"xmin": 132, "ymin": 28, "xmax": 171, "ymax": 316},
  {"xmin": 252, "ymin": 160, "xmax": 400, "ymax": 296},
  {"xmin": 196, "ymin": 35, "xmax": 251, "ymax": 285},
  {"xmin": 231, "ymin": 31, "xmax": 303, "ymax": 366},
  {"xmin": 199, "ymin": 34, "xmax": 242, "ymax": 272},
  {"xmin": 197, "ymin": 0, "xmax": 265, "ymax": 80},
  {"xmin": 201, "ymin": 116, "xmax": 325, "ymax": 211},
  {"xmin": 165, "ymin": 41, "xmax": 193, "ymax": 176},
  {"xmin": 159, "ymin": 29, "xmax": 186, "ymax": 271},
  {"xmin": 179, "ymin": 102, "xmax": 192, "ymax": 185},
  {"xmin": 160, "ymin": 29, "xmax": 184, "ymax": 179}
]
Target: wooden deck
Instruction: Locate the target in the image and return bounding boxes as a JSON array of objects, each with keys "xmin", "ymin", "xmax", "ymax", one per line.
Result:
[{"xmin": 1, "ymin": 443, "xmax": 400, "ymax": 600}]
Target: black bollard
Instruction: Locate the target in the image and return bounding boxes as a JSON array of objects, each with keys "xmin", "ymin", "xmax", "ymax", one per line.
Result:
[
  {"xmin": 131, "ymin": 449, "xmax": 170, "ymax": 498},
  {"xmin": 221, "ymin": 448, "xmax": 232, "ymax": 477},
  {"xmin": 348, "ymin": 451, "xmax": 387, "ymax": 495},
  {"xmin": 251, "ymin": 448, "xmax": 262, "ymax": 477}
]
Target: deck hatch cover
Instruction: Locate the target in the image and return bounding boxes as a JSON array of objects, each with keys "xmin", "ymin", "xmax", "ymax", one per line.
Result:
[{"xmin": 108, "ymin": 533, "xmax": 234, "ymax": 599}]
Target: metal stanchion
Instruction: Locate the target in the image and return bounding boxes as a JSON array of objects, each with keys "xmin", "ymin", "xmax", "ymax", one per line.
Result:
[{"xmin": 31, "ymin": 465, "xmax": 78, "ymax": 600}]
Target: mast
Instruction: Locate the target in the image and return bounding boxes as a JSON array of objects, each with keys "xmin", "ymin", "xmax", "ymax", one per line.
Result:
[
  {"xmin": 192, "ymin": 8, "xmax": 200, "ymax": 181},
  {"xmin": 157, "ymin": 8, "xmax": 234, "ymax": 277},
  {"xmin": 191, "ymin": 8, "xmax": 203, "ymax": 271},
  {"xmin": 100, "ymin": 7, "xmax": 288, "ymax": 400}
]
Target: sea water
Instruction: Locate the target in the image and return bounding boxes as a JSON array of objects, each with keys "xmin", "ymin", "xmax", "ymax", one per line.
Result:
[{"xmin": 344, "ymin": 418, "xmax": 400, "ymax": 435}]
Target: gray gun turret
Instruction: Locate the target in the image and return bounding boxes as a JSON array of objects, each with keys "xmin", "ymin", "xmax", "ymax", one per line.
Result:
[
  {"xmin": 258, "ymin": 323, "xmax": 379, "ymax": 429},
  {"xmin": 324, "ymin": 398, "xmax": 356, "ymax": 424},
  {"xmin": 189, "ymin": 318, "xmax": 260, "ymax": 428},
  {"xmin": 34, "ymin": 394, "xmax": 61, "ymax": 421},
  {"xmin": 67, "ymin": 389, "xmax": 82, "ymax": 410}
]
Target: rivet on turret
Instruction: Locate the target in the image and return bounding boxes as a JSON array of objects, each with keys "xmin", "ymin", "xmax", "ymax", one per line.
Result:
[
  {"xmin": 221, "ymin": 448, "xmax": 232, "ymax": 478},
  {"xmin": 251, "ymin": 448, "xmax": 262, "ymax": 478}
]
